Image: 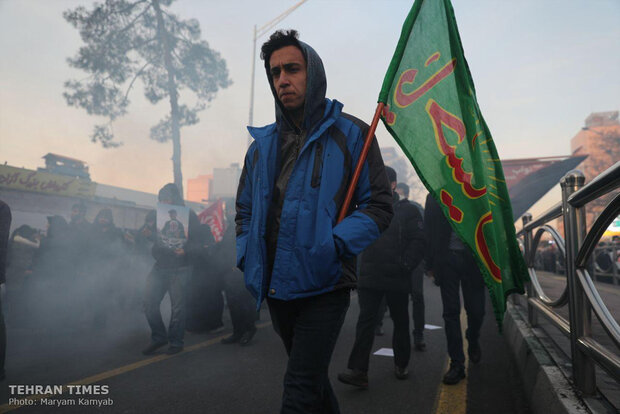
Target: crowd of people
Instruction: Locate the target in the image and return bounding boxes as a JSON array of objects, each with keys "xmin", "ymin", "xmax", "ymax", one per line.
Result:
[
  {"xmin": 6, "ymin": 204, "xmax": 147, "ymax": 329},
  {"xmin": 2, "ymin": 184, "xmax": 257, "ymax": 357}
]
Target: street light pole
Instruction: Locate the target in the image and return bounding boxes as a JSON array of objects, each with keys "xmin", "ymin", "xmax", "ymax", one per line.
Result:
[
  {"xmin": 247, "ymin": 24, "xmax": 257, "ymax": 148},
  {"xmin": 247, "ymin": 0, "xmax": 309, "ymax": 148}
]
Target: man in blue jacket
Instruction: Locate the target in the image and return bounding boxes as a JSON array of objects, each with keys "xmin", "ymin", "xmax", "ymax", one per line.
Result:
[{"xmin": 235, "ymin": 30, "xmax": 393, "ymax": 413}]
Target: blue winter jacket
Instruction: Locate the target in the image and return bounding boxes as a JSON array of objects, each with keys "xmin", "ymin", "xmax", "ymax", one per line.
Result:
[{"xmin": 235, "ymin": 40, "xmax": 393, "ymax": 308}]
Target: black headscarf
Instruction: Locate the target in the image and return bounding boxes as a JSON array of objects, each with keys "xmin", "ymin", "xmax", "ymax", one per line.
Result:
[{"xmin": 158, "ymin": 183, "xmax": 185, "ymax": 206}]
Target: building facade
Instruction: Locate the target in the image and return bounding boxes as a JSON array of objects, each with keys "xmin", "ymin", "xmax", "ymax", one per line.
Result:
[
  {"xmin": 186, "ymin": 174, "xmax": 212, "ymax": 204},
  {"xmin": 570, "ymin": 111, "xmax": 620, "ymax": 229}
]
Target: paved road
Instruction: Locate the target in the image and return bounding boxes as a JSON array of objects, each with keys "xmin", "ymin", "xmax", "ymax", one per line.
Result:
[{"xmin": 1, "ymin": 278, "xmax": 531, "ymax": 413}]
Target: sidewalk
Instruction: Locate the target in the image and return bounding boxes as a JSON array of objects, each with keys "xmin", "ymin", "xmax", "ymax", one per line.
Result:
[{"xmin": 509, "ymin": 271, "xmax": 620, "ymax": 412}]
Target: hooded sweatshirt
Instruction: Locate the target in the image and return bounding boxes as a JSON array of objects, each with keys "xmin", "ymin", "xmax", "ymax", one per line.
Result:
[
  {"xmin": 264, "ymin": 39, "xmax": 329, "ymax": 273},
  {"xmin": 235, "ymin": 38, "xmax": 393, "ymax": 305}
]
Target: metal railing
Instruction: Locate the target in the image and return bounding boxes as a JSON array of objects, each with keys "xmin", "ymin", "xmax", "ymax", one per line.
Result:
[{"xmin": 517, "ymin": 161, "xmax": 620, "ymax": 395}]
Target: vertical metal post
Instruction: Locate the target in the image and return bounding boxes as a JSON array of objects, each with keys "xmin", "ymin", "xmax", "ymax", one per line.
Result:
[
  {"xmin": 247, "ymin": 25, "xmax": 257, "ymax": 148},
  {"xmin": 561, "ymin": 170, "xmax": 595, "ymax": 395},
  {"xmin": 522, "ymin": 213, "xmax": 537, "ymax": 325},
  {"xmin": 612, "ymin": 243, "xmax": 619, "ymax": 286}
]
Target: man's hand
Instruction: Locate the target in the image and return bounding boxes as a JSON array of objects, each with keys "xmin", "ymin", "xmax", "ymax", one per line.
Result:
[{"xmin": 174, "ymin": 248, "xmax": 185, "ymax": 256}]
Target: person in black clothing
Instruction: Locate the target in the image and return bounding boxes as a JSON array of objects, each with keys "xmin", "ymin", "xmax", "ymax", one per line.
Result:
[
  {"xmin": 89, "ymin": 208, "xmax": 125, "ymax": 327},
  {"xmin": 34, "ymin": 216, "xmax": 72, "ymax": 274},
  {"xmin": 134, "ymin": 210, "xmax": 157, "ymax": 258},
  {"xmin": 219, "ymin": 200, "xmax": 257, "ymax": 346},
  {"xmin": 338, "ymin": 167, "xmax": 425, "ymax": 388},
  {"xmin": 91, "ymin": 209, "xmax": 123, "ymax": 246},
  {"xmin": 69, "ymin": 203, "xmax": 90, "ymax": 235},
  {"xmin": 0, "ymin": 201, "xmax": 11, "ymax": 381},
  {"xmin": 395, "ymin": 183, "xmax": 427, "ymax": 351},
  {"xmin": 32, "ymin": 215, "xmax": 73, "ymax": 289},
  {"xmin": 68, "ymin": 203, "xmax": 90, "ymax": 249},
  {"xmin": 24, "ymin": 216, "xmax": 73, "ymax": 327},
  {"xmin": 122, "ymin": 210, "xmax": 157, "ymax": 311},
  {"xmin": 143, "ymin": 183, "xmax": 203, "ymax": 355},
  {"xmin": 68, "ymin": 203, "xmax": 91, "ymax": 284},
  {"xmin": 6, "ymin": 225, "xmax": 39, "ymax": 304},
  {"xmin": 424, "ymin": 193, "xmax": 485, "ymax": 385},
  {"xmin": 185, "ymin": 221, "xmax": 221, "ymax": 334}
]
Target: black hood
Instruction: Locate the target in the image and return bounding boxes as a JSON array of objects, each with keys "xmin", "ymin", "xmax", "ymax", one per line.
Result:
[
  {"xmin": 93, "ymin": 208, "xmax": 115, "ymax": 230},
  {"xmin": 145, "ymin": 209, "xmax": 156, "ymax": 224},
  {"xmin": 46, "ymin": 215, "xmax": 68, "ymax": 239},
  {"xmin": 264, "ymin": 40, "xmax": 327, "ymax": 134},
  {"xmin": 158, "ymin": 183, "xmax": 185, "ymax": 206}
]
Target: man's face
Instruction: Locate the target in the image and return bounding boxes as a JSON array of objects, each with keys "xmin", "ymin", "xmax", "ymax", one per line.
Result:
[{"xmin": 269, "ymin": 46, "xmax": 307, "ymax": 111}]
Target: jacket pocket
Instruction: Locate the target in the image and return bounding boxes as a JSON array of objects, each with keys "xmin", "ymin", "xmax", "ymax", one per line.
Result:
[{"xmin": 311, "ymin": 142, "xmax": 323, "ymax": 188}]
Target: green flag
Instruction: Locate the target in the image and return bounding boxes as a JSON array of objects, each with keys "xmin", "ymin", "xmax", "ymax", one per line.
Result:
[{"xmin": 379, "ymin": 0, "xmax": 528, "ymax": 328}]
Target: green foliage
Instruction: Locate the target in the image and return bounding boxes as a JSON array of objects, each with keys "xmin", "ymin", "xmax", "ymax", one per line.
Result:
[{"xmin": 63, "ymin": 0, "xmax": 232, "ymax": 147}]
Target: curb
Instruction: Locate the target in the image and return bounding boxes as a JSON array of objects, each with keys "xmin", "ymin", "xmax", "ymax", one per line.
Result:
[{"xmin": 504, "ymin": 302, "xmax": 591, "ymax": 414}]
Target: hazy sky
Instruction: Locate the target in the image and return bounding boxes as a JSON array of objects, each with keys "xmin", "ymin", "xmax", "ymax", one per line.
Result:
[{"xmin": 1, "ymin": 0, "xmax": 618, "ymax": 197}]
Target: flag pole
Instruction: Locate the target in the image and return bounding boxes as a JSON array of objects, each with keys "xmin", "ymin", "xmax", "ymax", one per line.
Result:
[{"xmin": 337, "ymin": 102, "xmax": 385, "ymax": 224}]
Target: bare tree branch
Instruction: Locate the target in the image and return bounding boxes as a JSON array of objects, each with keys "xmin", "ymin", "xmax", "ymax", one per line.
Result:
[
  {"xmin": 122, "ymin": 59, "xmax": 152, "ymax": 103},
  {"xmin": 111, "ymin": 0, "xmax": 148, "ymax": 16}
]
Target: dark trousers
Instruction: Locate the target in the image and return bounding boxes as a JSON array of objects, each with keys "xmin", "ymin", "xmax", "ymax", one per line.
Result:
[
  {"xmin": 144, "ymin": 267, "xmax": 190, "ymax": 347},
  {"xmin": 0, "ymin": 293, "xmax": 5, "ymax": 376},
  {"xmin": 186, "ymin": 270, "xmax": 224, "ymax": 332},
  {"xmin": 348, "ymin": 288, "xmax": 410, "ymax": 372},
  {"xmin": 267, "ymin": 289, "xmax": 350, "ymax": 414},
  {"xmin": 376, "ymin": 297, "xmax": 387, "ymax": 328},
  {"xmin": 411, "ymin": 264, "xmax": 425, "ymax": 342},
  {"xmin": 223, "ymin": 270, "xmax": 256, "ymax": 335},
  {"xmin": 438, "ymin": 251, "xmax": 485, "ymax": 366}
]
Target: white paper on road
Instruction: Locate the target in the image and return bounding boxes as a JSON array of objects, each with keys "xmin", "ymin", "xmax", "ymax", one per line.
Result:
[
  {"xmin": 373, "ymin": 348, "xmax": 394, "ymax": 357},
  {"xmin": 424, "ymin": 324, "xmax": 442, "ymax": 330}
]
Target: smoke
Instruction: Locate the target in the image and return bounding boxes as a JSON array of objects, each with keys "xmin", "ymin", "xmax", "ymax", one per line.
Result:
[{"xmin": 3, "ymin": 214, "xmax": 166, "ymax": 369}]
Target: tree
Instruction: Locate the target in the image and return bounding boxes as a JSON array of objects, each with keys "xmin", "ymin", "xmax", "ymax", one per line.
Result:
[{"xmin": 63, "ymin": 0, "xmax": 231, "ymax": 196}]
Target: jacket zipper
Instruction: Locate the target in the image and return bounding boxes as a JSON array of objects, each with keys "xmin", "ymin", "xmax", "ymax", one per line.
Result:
[{"xmin": 311, "ymin": 142, "xmax": 323, "ymax": 188}]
